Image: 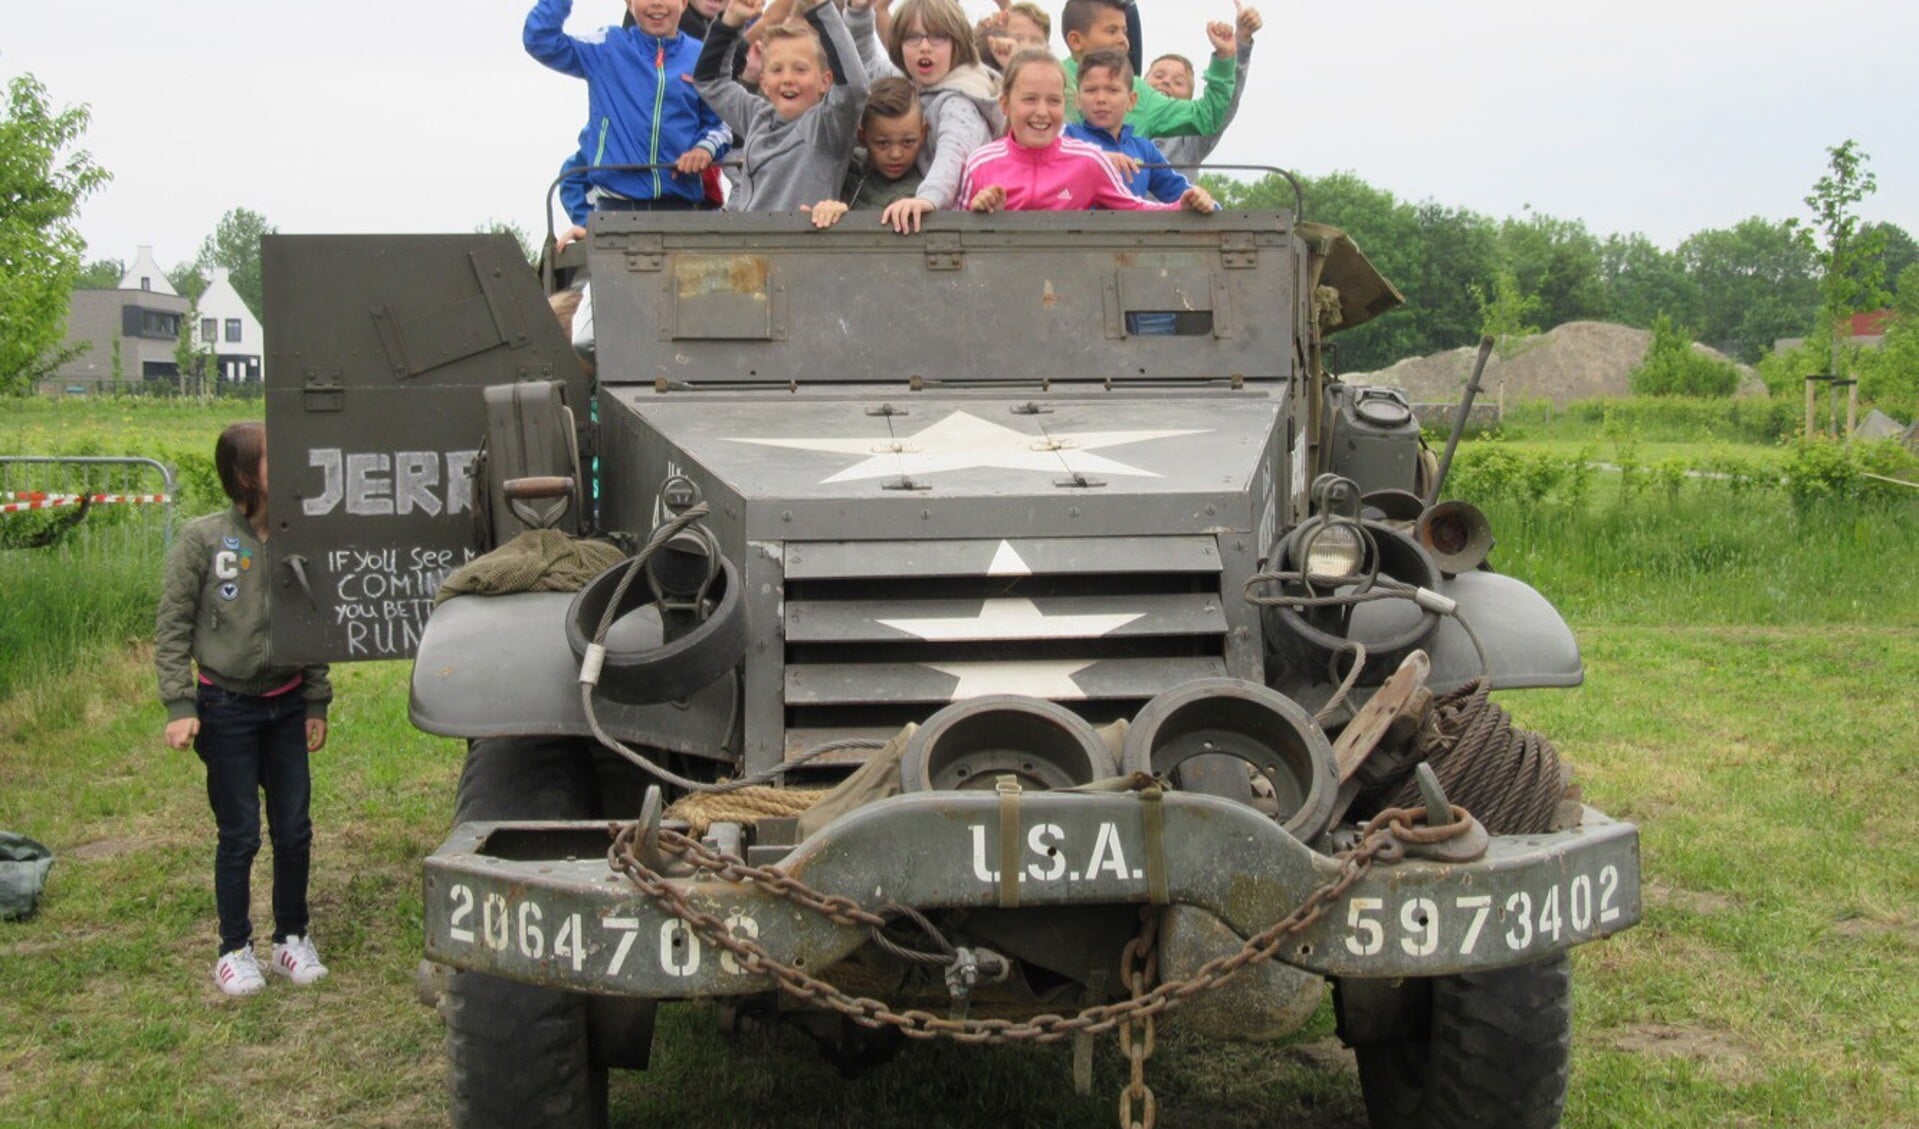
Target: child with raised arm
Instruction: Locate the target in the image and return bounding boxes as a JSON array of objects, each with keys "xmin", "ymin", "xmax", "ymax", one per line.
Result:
[
  {"xmin": 695, "ymin": 0, "xmax": 870, "ymax": 211},
  {"xmin": 157, "ymin": 422, "xmax": 332, "ymax": 996},
  {"xmin": 1059, "ymin": 0, "xmax": 1236, "ymax": 141},
  {"xmin": 961, "ymin": 50, "xmax": 1215, "ymax": 215},
  {"xmin": 844, "ymin": 0, "xmax": 1003, "ymax": 233},
  {"xmin": 806, "ymin": 77, "xmax": 929, "ymax": 228},
  {"xmin": 1150, "ymin": 1, "xmax": 1261, "ymax": 174},
  {"xmin": 524, "ymin": 0, "xmax": 730, "ymax": 212},
  {"xmin": 1065, "ymin": 49, "xmax": 1200, "ymax": 205},
  {"xmin": 976, "ymin": 1, "xmax": 1052, "ymax": 74}
]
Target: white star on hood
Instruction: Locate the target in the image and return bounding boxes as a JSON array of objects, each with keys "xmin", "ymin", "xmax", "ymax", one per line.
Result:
[{"xmin": 723, "ymin": 410, "xmax": 1205, "ymax": 484}]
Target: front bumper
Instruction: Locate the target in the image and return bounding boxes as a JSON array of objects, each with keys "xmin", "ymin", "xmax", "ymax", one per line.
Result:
[{"xmin": 424, "ymin": 791, "xmax": 1639, "ymax": 997}]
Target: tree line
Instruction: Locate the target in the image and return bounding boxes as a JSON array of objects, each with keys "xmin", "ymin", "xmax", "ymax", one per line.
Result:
[{"xmin": 1208, "ymin": 170, "xmax": 1916, "ymax": 376}]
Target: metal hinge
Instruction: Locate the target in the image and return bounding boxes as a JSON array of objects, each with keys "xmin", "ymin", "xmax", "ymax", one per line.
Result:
[
  {"xmin": 1221, "ymin": 232, "xmax": 1259, "ymax": 269},
  {"xmin": 302, "ymin": 369, "xmax": 343, "ymax": 413}
]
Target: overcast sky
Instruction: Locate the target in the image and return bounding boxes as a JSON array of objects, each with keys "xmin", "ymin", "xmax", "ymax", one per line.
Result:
[{"xmin": 6, "ymin": 0, "xmax": 1915, "ymax": 272}]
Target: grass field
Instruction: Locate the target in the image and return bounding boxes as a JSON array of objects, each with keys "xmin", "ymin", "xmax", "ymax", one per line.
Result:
[{"xmin": 2, "ymin": 396, "xmax": 1916, "ymax": 1128}]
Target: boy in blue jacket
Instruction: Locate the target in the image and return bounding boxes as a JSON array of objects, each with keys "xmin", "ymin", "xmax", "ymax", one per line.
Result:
[
  {"xmin": 1064, "ymin": 49, "xmax": 1198, "ymax": 205},
  {"xmin": 525, "ymin": 0, "xmax": 731, "ymax": 211}
]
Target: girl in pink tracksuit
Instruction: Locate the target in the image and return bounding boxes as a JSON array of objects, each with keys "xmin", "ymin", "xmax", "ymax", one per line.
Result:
[{"xmin": 960, "ymin": 49, "xmax": 1217, "ymax": 216}]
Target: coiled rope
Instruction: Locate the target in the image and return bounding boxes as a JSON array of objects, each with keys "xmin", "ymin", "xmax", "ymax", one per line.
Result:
[{"xmin": 1365, "ymin": 678, "xmax": 1570, "ymax": 835}]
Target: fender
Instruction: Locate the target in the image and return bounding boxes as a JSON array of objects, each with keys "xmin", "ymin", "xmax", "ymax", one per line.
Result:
[
  {"xmin": 1345, "ymin": 569, "xmax": 1582, "ymax": 695},
  {"xmin": 410, "ymin": 591, "xmax": 735, "ymax": 758}
]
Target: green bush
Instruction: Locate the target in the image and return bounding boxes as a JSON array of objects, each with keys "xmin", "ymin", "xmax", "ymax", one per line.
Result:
[
  {"xmin": 1511, "ymin": 397, "xmax": 1797, "ymax": 444},
  {"xmin": 1630, "ymin": 314, "xmax": 1742, "ymax": 397},
  {"xmin": 1782, "ymin": 437, "xmax": 1919, "ymax": 512}
]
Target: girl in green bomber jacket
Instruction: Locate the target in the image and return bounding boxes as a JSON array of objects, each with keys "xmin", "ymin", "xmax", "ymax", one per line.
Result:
[{"xmin": 155, "ymin": 421, "xmax": 332, "ymax": 997}]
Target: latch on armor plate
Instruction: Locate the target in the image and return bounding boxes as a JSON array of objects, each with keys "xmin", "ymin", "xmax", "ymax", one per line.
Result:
[{"xmin": 924, "ymin": 233, "xmax": 963, "ymax": 271}]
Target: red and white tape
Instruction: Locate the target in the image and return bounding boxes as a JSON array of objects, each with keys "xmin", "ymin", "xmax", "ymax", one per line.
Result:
[{"xmin": 0, "ymin": 492, "xmax": 171, "ymax": 515}]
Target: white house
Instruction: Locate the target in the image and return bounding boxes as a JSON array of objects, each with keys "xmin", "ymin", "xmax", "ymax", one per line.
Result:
[
  {"xmin": 118, "ymin": 245, "xmax": 178, "ymax": 296},
  {"xmin": 194, "ymin": 267, "xmax": 264, "ymax": 385}
]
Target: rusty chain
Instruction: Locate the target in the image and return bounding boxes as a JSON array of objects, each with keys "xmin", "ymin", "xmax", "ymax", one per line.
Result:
[
  {"xmin": 1118, "ymin": 907, "xmax": 1161, "ymax": 1129},
  {"xmin": 605, "ymin": 804, "xmax": 1466, "ymax": 1048}
]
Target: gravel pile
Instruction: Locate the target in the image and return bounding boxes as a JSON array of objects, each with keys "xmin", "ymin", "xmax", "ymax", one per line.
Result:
[{"xmin": 1348, "ymin": 321, "xmax": 1766, "ymax": 407}]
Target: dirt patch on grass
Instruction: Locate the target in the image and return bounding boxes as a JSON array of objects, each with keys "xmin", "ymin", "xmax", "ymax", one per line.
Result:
[
  {"xmin": 1831, "ymin": 915, "xmax": 1919, "ymax": 948},
  {"xmin": 1601, "ymin": 1024, "xmax": 1761, "ymax": 1084},
  {"xmin": 1644, "ymin": 881, "xmax": 1739, "ymax": 916},
  {"xmin": 67, "ymin": 836, "xmax": 150, "ymax": 861}
]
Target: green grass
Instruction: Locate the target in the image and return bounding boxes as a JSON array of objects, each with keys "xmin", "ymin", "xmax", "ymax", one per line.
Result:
[{"xmin": 2, "ymin": 396, "xmax": 1916, "ymax": 1126}]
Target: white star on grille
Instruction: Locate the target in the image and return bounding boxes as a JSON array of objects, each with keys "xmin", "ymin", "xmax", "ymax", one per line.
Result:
[
  {"xmin": 723, "ymin": 410, "xmax": 1205, "ymax": 484},
  {"xmin": 923, "ymin": 660, "xmax": 1097, "ymax": 700},
  {"xmin": 880, "ymin": 598, "xmax": 1142, "ymax": 642},
  {"xmin": 988, "ymin": 541, "xmax": 1031, "ymax": 576}
]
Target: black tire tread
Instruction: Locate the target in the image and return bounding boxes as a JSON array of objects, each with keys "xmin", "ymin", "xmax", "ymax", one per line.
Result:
[
  {"xmin": 1354, "ymin": 955, "xmax": 1572, "ymax": 1129},
  {"xmin": 444, "ymin": 737, "xmax": 609, "ymax": 1129}
]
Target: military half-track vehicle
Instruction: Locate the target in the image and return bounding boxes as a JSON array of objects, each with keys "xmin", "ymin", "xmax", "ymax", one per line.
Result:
[{"xmin": 263, "ymin": 195, "xmax": 1640, "ymax": 1129}]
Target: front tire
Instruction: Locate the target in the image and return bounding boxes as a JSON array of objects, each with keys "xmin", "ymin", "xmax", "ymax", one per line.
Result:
[
  {"xmin": 443, "ymin": 737, "xmax": 610, "ymax": 1129},
  {"xmin": 1340, "ymin": 955, "xmax": 1572, "ymax": 1129}
]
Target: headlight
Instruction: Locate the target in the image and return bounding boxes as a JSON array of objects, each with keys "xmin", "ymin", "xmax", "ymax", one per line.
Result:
[{"xmin": 1301, "ymin": 521, "xmax": 1364, "ymax": 580}]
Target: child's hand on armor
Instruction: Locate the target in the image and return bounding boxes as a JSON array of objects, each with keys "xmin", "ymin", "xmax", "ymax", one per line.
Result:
[
  {"xmin": 881, "ymin": 197, "xmax": 936, "ymax": 234},
  {"xmin": 970, "ymin": 185, "xmax": 1006, "ymax": 213},
  {"xmin": 1104, "ymin": 151, "xmax": 1143, "ymax": 181},
  {"xmin": 1180, "ymin": 185, "xmax": 1219, "ymax": 213},
  {"xmin": 803, "ymin": 200, "xmax": 850, "ymax": 228},
  {"xmin": 556, "ymin": 225, "xmax": 588, "ymax": 253},
  {"xmin": 676, "ymin": 148, "xmax": 716, "ymax": 175}
]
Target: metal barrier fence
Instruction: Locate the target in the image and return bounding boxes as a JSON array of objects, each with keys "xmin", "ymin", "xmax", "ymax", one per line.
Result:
[{"xmin": 0, "ymin": 456, "xmax": 178, "ymax": 561}]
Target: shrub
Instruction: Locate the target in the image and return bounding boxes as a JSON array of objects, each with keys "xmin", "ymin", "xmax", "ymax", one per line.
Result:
[{"xmin": 1630, "ymin": 314, "xmax": 1741, "ymax": 397}]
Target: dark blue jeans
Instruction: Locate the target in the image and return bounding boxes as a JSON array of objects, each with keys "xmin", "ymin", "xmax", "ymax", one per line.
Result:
[{"xmin": 194, "ymin": 683, "xmax": 312, "ymax": 957}]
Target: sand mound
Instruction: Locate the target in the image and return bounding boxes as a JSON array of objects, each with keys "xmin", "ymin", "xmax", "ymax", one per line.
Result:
[{"xmin": 1350, "ymin": 321, "xmax": 1766, "ymax": 407}]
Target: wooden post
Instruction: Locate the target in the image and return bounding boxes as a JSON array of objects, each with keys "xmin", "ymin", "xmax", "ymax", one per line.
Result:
[
  {"xmin": 1804, "ymin": 375, "xmax": 1819, "ymax": 439},
  {"xmin": 1845, "ymin": 379, "xmax": 1859, "ymax": 442}
]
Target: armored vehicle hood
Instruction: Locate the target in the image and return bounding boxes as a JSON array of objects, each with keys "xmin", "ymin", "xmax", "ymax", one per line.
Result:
[{"xmin": 604, "ymin": 390, "xmax": 1292, "ymax": 543}]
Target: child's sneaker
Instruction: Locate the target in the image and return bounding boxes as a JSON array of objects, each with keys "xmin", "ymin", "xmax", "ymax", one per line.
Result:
[
  {"xmin": 213, "ymin": 947, "xmax": 266, "ymax": 996},
  {"xmin": 271, "ymin": 934, "xmax": 329, "ymax": 985}
]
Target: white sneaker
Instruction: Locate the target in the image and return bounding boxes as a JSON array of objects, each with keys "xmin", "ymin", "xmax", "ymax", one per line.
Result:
[
  {"xmin": 214, "ymin": 947, "xmax": 266, "ymax": 996},
  {"xmin": 271, "ymin": 934, "xmax": 329, "ymax": 985}
]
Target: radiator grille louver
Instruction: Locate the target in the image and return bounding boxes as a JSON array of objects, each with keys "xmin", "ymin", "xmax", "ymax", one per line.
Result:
[{"xmin": 779, "ymin": 537, "xmax": 1229, "ymax": 761}]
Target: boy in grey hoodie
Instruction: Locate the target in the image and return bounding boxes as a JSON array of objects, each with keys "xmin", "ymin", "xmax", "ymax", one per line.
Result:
[{"xmin": 696, "ymin": 0, "xmax": 869, "ymax": 211}]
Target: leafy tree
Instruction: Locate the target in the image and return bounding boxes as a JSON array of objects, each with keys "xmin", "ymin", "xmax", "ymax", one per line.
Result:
[
  {"xmin": 1496, "ymin": 212, "xmax": 1609, "ymax": 329},
  {"xmin": 193, "ymin": 207, "xmax": 275, "ymax": 316},
  {"xmin": 1473, "ymin": 267, "xmax": 1541, "ymax": 358},
  {"xmin": 0, "ymin": 75, "xmax": 110, "ymax": 394},
  {"xmin": 1629, "ymin": 314, "xmax": 1740, "ymax": 397},
  {"xmin": 74, "ymin": 257, "xmax": 125, "ymax": 289},
  {"xmin": 1678, "ymin": 217, "xmax": 1819, "ymax": 362},
  {"xmin": 1796, "ymin": 140, "xmax": 1889, "ymax": 378},
  {"xmin": 1600, "ymin": 233, "xmax": 1701, "ymax": 330},
  {"xmin": 1864, "ymin": 222, "xmax": 1917, "ymax": 298},
  {"xmin": 167, "ymin": 262, "xmax": 208, "ymax": 303},
  {"xmin": 1855, "ymin": 264, "xmax": 1919, "ymax": 422}
]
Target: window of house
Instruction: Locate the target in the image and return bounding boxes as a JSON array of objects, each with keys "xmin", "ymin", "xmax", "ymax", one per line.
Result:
[
  {"xmin": 202, "ymin": 318, "xmax": 218, "ymax": 343},
  {"xmin": 141, "ymin": 277, "xmax": 152, "ymax": 291},
  {"xmin": 225, "ymin": 319, "xmax": 242, "ymax": 343}
]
